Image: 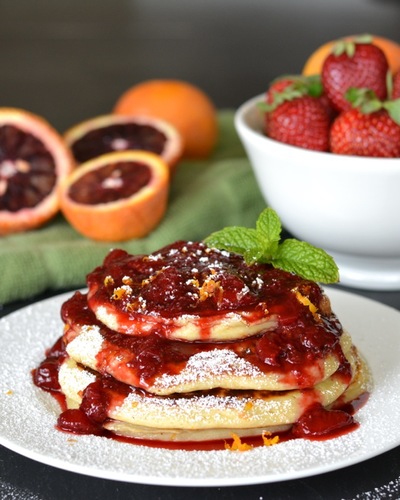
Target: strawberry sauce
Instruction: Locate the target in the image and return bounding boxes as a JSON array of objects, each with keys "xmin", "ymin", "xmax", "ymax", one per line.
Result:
[
  {"xmin": 61, "ymin": 290, "xmax": 347, "ymax": 390},
  {"xmin": 32, "ymin": 336, "xmax": 363, "ymax": 450},
  {"xmin": 85, "ymin": 241, "xmax": 330, "ymax": 338},
  {"xmin": 32, "ymin": 241, "xmax": 367, "ymax": 450}
]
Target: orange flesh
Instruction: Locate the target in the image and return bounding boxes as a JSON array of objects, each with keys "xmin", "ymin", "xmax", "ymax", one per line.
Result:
[{"xmin": 68, "ymin": 161, "xmax": 152, "ymax": 205}]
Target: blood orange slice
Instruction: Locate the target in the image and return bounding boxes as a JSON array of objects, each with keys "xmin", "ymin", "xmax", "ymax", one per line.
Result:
[
  {"xmin": 0, "ymin": 108, "xmax": 74, "ymax": 235},
  {"xmin": 64, "ymin": 115, "xmax": 183, "ymax": 175},
  {"xmin": 59, "ymin": 150, "xmax": 170, "ymax": 242}
]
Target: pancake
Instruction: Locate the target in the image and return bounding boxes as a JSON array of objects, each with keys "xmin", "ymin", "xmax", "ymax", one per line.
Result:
[
  {"xmin": 102, "ymin": 422, "xmax": 288, "ymax": 443},
  {"xmin": 33, "ymin": 239, "xmax": 373, "ymax": 446},
  {"xmin": 85, "ymin": 242, "xmax": 332, "ymax": 342},
  {"xmin": 58, "ymin": 345, "xmax": 370, "ymax": 439},
  {"xmin": 62, "ymin": 290, "xmax": 349, "ymax": 394},
  {"xmin": 63, "ymin": 317, "xmax": 353, "ymax": 395}
]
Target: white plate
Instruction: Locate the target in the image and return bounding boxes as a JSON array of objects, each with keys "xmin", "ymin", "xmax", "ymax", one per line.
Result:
[{"xmin": 0, "ymin": 288, "xmax": 399, "ymax": 487}]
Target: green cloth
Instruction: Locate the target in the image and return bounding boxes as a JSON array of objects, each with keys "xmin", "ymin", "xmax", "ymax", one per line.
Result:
[{"xmin": 0, "ymin": 110, "xmax": 266, "ymax": 305}]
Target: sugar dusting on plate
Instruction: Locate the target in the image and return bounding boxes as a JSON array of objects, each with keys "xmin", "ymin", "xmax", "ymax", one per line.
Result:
[
  {"xmin": 0, "ymin": 289, "xmax": 399, "ymax": 488},
  {"xmin": 343, "ymin": 475, "xmax": 400, "ymax": 499},
  {"xmin": 0, "ymin": 481, "xmax": 43, "ymax": 500}
]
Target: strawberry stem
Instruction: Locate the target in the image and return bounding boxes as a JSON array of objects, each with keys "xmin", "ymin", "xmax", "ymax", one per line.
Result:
[
  {"xmin": 345, "ymin": 87, "xmax": 381, "ymax": 112},
  {"xmin": 387, "ymin": 70, "xmax": 394, "ymax": 100},
  {"xmin": 332, "ymin": 34, "xmax": 373, "ymax": 57},
  {"xmin": 345, "ymin": 86, "xmax": 400, "ymax": 125},
  {"xmin": 383, "ymin": 99, "xmax": 400, "ymax": 125},
  {"xmin": 259, "ymin": 75, "xmax": 323, "ymax": 113}
]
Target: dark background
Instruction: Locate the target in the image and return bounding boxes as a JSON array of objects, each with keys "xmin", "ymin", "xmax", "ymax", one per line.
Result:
[
  {"xmin": 1, "ymin": 0, "xmax": 400, "ymax": 131},
  {"xmin": 0, "ymin": 0, "xmax": 400, "ymax": 498}
]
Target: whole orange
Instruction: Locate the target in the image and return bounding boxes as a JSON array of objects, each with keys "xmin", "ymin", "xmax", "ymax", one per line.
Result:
[
  {"xmin": 113, "ymin": 79, "xmax": 218, "ymax": 159},
  {"xmin": 303, "ymin": 35, "xmax": 400, "ymax": 76}
]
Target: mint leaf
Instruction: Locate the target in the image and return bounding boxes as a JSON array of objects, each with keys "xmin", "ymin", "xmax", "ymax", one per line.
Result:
[
  {"xmin": 273, "ymin": 239, "xmax": 340, "ymax": 283},
  {"xmin": 204, "ymin": 226, "xmax": 263, "ymax": 264},
  {"xmin": 204, "ymin": 208, "xmax": 339, "ymax": 284},
  {"xmin": 255, "ymin": 207, "xmax": 281, "ymax": 260}
]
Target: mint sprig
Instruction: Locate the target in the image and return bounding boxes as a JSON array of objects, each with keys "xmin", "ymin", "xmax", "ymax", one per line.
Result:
[{"xmin": 204, "ymin": 208, "xmax": 339, "ymax": 284}]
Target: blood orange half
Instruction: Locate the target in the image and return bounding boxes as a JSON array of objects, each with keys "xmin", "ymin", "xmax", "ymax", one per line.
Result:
[
  {"xmin": 59, "ymin": 150, "xmax": 170, "ymax": 242},
  {"xmin": 0, "ymin": 108, "xmax": 74, "ymax": 235},
  {"xmin": 64, "ymin": 115, "xmax": 183, "ymax": 176}
]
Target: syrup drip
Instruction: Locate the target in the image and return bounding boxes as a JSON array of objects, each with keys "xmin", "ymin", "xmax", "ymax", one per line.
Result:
[
  {"xmin": 33, "ymin": 336, "xmax": 367, "ymax": 450},
  {"xmin": 62, "ymin": 291, "xmax": 346, "ymax": 390}
]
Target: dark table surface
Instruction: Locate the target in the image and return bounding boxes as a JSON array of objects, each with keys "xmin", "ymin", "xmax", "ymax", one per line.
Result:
[{"xmin": 1, "ymin": 0, "xmax": 400, "ymax": 498}]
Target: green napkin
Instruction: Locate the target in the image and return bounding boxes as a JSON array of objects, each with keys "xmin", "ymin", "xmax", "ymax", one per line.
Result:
[{"xmin": 0, "ymin": 110, "xmax": 266, "ymax": 305}]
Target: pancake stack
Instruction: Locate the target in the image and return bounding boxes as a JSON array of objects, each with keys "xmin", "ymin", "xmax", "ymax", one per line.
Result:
[{"xmin": 37, "ymin": 241, "xmax": 372, "ymax": 444}]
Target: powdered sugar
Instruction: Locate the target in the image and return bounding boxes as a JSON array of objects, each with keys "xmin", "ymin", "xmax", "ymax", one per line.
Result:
[
  {"xmin": 153, "ymin": 348, "xmax": 264, "ymax": 390},
  {"xmin": 66, "ymin": 324, "xmax": 104, "ymax": 366},
  {"xmin": 0, "ymin": 289, "xmax": 399, "ymax": 489},
  {"xmin": 343, "ymin": 475, "xmax": 400, "ymax": 499},
  {"xmin": 0, "ymin": 481, "xmax": 43, "ymax": 500}
]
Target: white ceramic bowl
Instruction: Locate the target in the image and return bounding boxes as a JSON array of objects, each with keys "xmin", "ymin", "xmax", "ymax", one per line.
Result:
[{"xmin": 235, "ymin": 94, "xmax": 400, "ymax": 291}]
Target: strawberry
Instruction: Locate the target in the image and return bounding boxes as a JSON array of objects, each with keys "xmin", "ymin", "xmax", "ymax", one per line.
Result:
[
  {"xmin": 265, "ymin": 75, "xmax": 334, "ymax": 112},
  {"xmin": 330, "ymin": 108, "xmax": 400, "ymax": 157},
  {"xmin": 322, "ymin": 35, "xmax": 389, "ymax": 112},
  {"xmin": 265, "ymin": 76, "xmax": 296, "ymax": 104},
  {"xmin": 330, "ymin": 88, "xmax": 400, "ymax": 157},
  {"xmin": 393, "ymin": 71, "xmax": 400, "ymax": 99},
  {"xmin": 261, "ymin": 75, "xmax": 331, "ymax": 151},
  {"xmin": 263, "ymin": 77, "xmax": 298, "ymax": 137},
  {"xmin": 266, "ymin": 96, "xmax": 331, "ymax": 151}
]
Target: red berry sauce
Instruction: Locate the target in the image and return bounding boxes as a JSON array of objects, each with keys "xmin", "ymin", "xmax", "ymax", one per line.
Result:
[
  {"xmin": 61, "ymin": 289, "xmax": 347, "ymax": 390},
  {"xmin": 86, "ymin": 241, "xmax": 330, "ymax": 338},
  {"xmin": 32, "ymin": 241, "xmax": 368, "ymax": 449}
]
